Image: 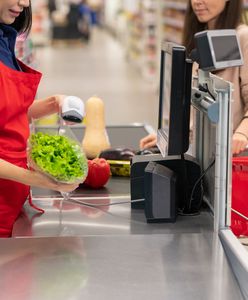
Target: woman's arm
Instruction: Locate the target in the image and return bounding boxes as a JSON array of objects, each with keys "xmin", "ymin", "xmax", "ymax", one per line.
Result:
[
  {"xmin": 233, "ymin": 111, "xmax": 248, "ymax": 154},
  {"xmin": 232, "ymin": 26, "xmax": 248, "ymax": 154},
  {"xmin": 0, "ymin": 159, "xmax": 79, "ymax": 193},
  {"xmin": 27, "ymin": 95, "xmax": 65, "ymax": 120}
]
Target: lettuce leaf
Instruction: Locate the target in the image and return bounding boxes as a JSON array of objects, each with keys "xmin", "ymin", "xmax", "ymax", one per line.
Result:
[{"xmin": 29, "ymin": 132, "xmax": 88, "ymax": 183}]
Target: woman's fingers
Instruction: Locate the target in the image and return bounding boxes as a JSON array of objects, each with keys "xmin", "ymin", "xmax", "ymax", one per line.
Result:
[
  {"xmin": 232, "ymin": 133, "xmax": 248, "ymax": 155},
  {"xmin": 56, "ymin": 183, "xmax": 79, "ymax": 193},
  {"xmin": 139, "ymin": 133, "xmax": 157, "ymax": 149}
]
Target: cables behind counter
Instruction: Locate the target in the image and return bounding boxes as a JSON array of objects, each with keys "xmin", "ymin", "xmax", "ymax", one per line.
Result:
[
  {"xmin": 178, "ymin": 157, "xmax": 215, "ymax": 216},
  {"xmin": 188, "ymin": 158, "xmax": 215, "ymax": 212},
  {"xmin": 179, "ymin": 83, "xmax": 216, "ymax": 215},
  {"xmin": 66, "ymin": 198, "xmax": 145, "ymax": 208}
]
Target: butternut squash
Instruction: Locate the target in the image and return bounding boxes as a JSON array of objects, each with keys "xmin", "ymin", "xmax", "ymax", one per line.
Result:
[{"xmin": 82, "ymin": 96, "xmax": 111, "ymax": 159}]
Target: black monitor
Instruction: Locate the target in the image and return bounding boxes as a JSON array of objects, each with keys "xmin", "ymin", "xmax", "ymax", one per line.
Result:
[{"xmin": 157, "ymin": 42, "xmax": 192, "ymax": 156}]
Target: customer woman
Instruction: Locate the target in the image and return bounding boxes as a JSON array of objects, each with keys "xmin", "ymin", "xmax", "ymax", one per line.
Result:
[
  {"xmin": 0, "ymin": 0, "xmax": 80, "ymax": 237},
  {"xmin": 140, "ymin": 0, "xmax": 248, "ymax": 156}
]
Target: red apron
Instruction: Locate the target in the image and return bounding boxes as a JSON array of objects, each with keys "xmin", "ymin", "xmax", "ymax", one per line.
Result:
[{"xmin": 0, "ymin": 60, "xmax": 42, "ymax": 237}]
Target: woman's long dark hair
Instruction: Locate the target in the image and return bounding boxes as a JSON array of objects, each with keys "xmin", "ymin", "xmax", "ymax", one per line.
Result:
[
  {"xmin": 11, "ymin": 4, "xmax": 32, "ymax": 34},
  {"xmin": 182, "ymin": 0, "xmax": 243, "ymax": 55}
]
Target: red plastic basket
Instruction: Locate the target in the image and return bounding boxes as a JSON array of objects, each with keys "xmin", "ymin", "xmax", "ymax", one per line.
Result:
[{"xmin": 231, "ymin": 157, "xmax": 248, "ymax": 237}]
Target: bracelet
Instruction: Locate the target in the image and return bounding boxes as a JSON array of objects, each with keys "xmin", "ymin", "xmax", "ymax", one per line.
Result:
[{"xmin": 234, "ymin": 131, "xmax": 248, "ymax": 141}]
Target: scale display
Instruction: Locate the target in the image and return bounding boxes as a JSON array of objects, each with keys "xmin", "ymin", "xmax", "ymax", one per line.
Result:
[{"xmin": 194, "ymin": 29, "xmax": 243, "ymax": 71}]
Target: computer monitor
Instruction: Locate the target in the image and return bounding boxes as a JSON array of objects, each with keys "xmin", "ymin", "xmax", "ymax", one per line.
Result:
[
  {"xmin": 194, "ymin": 29, "xmax": 243, "ymax": 71},
  {"xmin": 157, "ymin": 42, "xmax": 192, "ymax": 156}
]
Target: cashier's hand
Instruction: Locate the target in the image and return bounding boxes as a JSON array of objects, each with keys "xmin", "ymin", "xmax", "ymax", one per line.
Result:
[
  {"xmin": 30, "ymin": 170, "xmax": 79, "ymax": 193},
  {"xmin": 139, "ymin": 133, "xmax": 157, "ymax": 150},
  {"xmin": 55, "ymin": 95, "xmax": 75, "ymax": 125},
  {"xmin": 55, "ymin": 94, "xmax": 66, "ymax": 114},
  {"xmin": 232, "ymin": 132, "xmax": 248, "ymax": 155}
]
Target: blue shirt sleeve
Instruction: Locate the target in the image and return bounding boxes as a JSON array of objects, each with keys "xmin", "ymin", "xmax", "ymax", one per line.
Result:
[{"xmin": 0, "ymin": 24, "xmax": 21, "ymax": 71}]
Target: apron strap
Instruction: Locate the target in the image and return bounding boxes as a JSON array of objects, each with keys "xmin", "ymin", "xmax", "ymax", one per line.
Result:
[{"xmin": 28, "ymin": 192, "xmax": 45, "ymax": 214}]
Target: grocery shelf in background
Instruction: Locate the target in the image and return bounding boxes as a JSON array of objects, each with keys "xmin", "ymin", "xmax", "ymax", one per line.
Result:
[
  {"xmin": 16, "ymin": 35, "xmax": 36, "ymax": 67},
  {"xmin": 158, "ymin": 0, "xmax": 187, "ymax": 45},
  {"xmin": 103, "ymin": 0, "xmax": 187, "ymax": 83},
  {"xmin": 141, "ymin": 0, "xmax": 158, "ymax": 80},
  {"xmin": 31, "ymin": 0, "xmax": 51, "ymax": 46},
  {"xmin": 23, "ymin": 0, "xmax": 248, "ymax": 84},
  {"xmin": 124, "ymin": 0, "xmax": 159, "ymax": 82}
]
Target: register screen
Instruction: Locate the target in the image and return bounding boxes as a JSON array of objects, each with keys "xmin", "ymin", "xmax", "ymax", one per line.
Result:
[{"xmin": 211, "ymin": 36, "xmax": 241, "ymax": 62}]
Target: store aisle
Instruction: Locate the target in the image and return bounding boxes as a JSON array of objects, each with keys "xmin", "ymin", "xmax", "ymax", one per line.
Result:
[{"xmin": 35, "ymin": 28, "xmax": 158, "ymax": 130}]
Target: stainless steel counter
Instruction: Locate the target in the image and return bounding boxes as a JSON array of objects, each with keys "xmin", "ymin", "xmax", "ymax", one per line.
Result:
[
  {"xmin": 2, "ymin": 178, "xmax": 242, "ymax": 299},
  {"xmin": 0, "ymin": 123, "xmax": 244, "ymax": 298},
  {"xmin": 13, "ymin": 177, "xmax": 213, "ymax": 237},
  {"xmin": 13, "ymin": 197, "xmax": 214, "ymax": 237},
  {"xmin": 0, "ymin": 234, "xmax": 243, "ymax": 300}
]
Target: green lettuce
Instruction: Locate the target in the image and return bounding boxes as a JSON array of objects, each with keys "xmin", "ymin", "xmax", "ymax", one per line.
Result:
[{"xmin": 29, "ymin": 132, "xmax": 88, "ymax": 183}]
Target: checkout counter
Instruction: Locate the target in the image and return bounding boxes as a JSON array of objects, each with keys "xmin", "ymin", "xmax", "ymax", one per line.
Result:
[
  {"xmin": 0, "ymin": 30, "xmax": 248, "ymax": 299},
  {"xmin": 0, "ymin": 123, "xmax": 244, "ymax": 300}
]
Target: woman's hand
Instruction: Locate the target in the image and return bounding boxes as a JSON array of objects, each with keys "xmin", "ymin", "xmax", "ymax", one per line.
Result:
[
  {"xmin": 232, "ymin": 132, "xmax": 248, "ymax": 155},
  {"xmin": 54, "ymin": 94, "xmax": 66, "ymax": 114},
  {"xmin": 139, "ymin": 133, "xmax": 157, "ymax": 150},
  {"xmin": 0, "ymin": 159, "xmax": 79, "ymax": 193},
  {"xmin": 29, "ymin": 169, "xmax": 79, "ymax": 193},
  {"xmin": 28, "ymin": 94, "xmax": 66, "ymax": 120}
]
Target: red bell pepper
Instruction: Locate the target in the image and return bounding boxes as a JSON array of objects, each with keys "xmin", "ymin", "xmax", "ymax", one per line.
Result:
[{"xmin": 84, "ymin": 158, "xmax": 111, "ymax": 188}]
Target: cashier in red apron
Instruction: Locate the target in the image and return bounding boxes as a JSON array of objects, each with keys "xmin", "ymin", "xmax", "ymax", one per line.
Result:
[{"xmin": 0, "ymin": 0, "xmax": 79, "ymax": 237}]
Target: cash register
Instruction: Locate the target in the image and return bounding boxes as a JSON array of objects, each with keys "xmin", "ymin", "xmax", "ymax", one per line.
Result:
[{"xmin": 131, "ymin": 29, "xmax": 243, "ymax": 222}]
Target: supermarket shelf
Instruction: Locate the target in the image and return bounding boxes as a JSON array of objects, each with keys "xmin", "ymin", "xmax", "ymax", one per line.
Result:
[
  {"xmin": 163, "ymin": 1, "xmax": 187, "ymax": 10},
  {"xmin": 165, "ymin": 36, "xmax": 182, "ymax": 44},
  {"xmin": 163, "ymin": 17, "xmax": 184, "ymax": 29}
]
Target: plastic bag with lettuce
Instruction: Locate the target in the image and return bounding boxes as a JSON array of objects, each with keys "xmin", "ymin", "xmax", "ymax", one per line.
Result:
[{"xmin": 28, "ymin": 131, "xmax": 88, "ymax": 184}]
